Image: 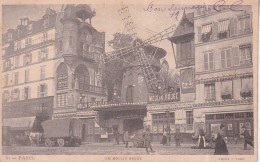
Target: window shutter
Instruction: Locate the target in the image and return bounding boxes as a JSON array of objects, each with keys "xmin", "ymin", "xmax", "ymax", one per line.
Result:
[
  {"xmin": 37, "ymin": 85, "xmax": 40, "ymax": 98},
  {"xmin": 198, "ymin": 27, "xmax": 202, "ymax": 42},
  {"xmin": 204, "ymin": 53, "xmax": 208, "ymax": 70},
  {"xmin": 28, "ymin": 87, "xmax": 31, "ymax": 99},
  {"xmin": 233, "ymin": 47, "xmax": 239, "ymax": 66},
  {"xmin": 230, "ymin": 18, "xmax": 234, "ymax": 36},
  {"xmin": 212, "ymin": 22, "xmax": 218, "ymax": 40},
  {"xmin": 45, "ymin": 84, "xmax": 48, "ymax": 97},
  {"xmin": 221, "ymin": 50, "xmax": 226, "ymax": 68}
]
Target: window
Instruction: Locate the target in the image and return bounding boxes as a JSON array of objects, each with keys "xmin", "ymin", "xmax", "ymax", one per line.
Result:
[
  {"xmin": 14, "ymin": 55, "xmax": 19, "ymax": 68},
  {"xmin": 186, "ymin": 111, "xmax": 193, "ymax": 130},
  {"xmin": 38, "ymin": 48, "xmax": 49, "ymax": 62},
  {"xmin": 17, "ymin": 41, "xmax": 21, "ymax": 50},
  {"xmin": 25, "ymin": 37, "xmax": 32, "ymax": 47},
  {"xmin": 4, "ymin": 59, "xmax": 12, "ymax": 71},
  {"xmin": 216, "ymin": 114, "xmax": 225, "ymax": 119},
  {"xmin": 238, "ymin": 14, "xmax": 251, "ymax": 34},
  {"xmin": 221, "ymin": 49, "xmax": 232, "ymax": 68},
  {"xmin": 126, "ymin": 85, "xmax": 134, "ymax": 103},
  {"xmin": 233, "ymin": 47, "xmax": 240, "ymax": 66},
  {"xmin": 204, "ymin": 52, "xmax": 214, "ymax": 70},
  {"xmin": 218, "ymin": 19, "xmax": 230, "ymax": 39},
  {"xmin": 23, "ymin": 53, "xmax": 32, "ymax": 66},
  {"xmin": 180, "ymin": 41, "xmax": 192, "ymax": 60},
  {"xmin": 239, "ymin": 44, "xmax": 252, "ymax": 65},
  {"xmin": 7, "ymin": 33, "xmax": 12, "ymax": 41},
  {"xmin": 5, "ymin": 75, "xmax": 9, "ymax": 86},
  {"xmin": 58, "ymin": 40, "xmax": 62, "ymax": 52},
  {"xmin": 2, "ymin": 91, "xmax": 10, "ymax": 103},
  {"xmin": 201, "ymin": 23, "xmax": 212, "ymax": 42},
  {"xmin": 69, "ymin": 36, "xmax": 72, "ymax": 47},
  {"xmin": 235, "ymin": 113, "xmax": 244, "ymax": 118},
  {"xmin": 43, "ymin": 32, "xmax": 48, "ymax": 42},
  {"xmin": 246, "ymin": 112, "xmax": 253, "ymax": 118},
  {"xmin": 14, "ymin": 72, "xmax": 19, "ymax": 85},
  {"xmin": 25, "ymin": 69, "xmax": 30, "ymax": 83},
  {"xmin": 38, "ymin": 84, "xmax": 47, "ymax": 97},
  {"xmin": 205, "ymin": 83, "xmax": 215, "ymax": 101},
  {"xmin": 24, "ymin": 87, "xmax": 30, "ymax": 100},
  {"xmin": 206, "ymin": 114, "xmax": 214, "ymax": 120},
  {"xmin": 241, "ymin": 78, "xmax": 253, "ymax": 98},
  {"xmin": 28, "ymin": 23, "xmax": 33, "ymax": 32},
  {"xmin": 13, "ymin": 89, "xmax": 20, "ymax": 101},
  {"xmin": 221, "ymin": 81, "xmax": 233, "ymax": 100},
  {"xmin": 40, "ymin": 66, "xmax": 46, "ymax": 79},
  {"xmin": 57, "ymin": 63, "xmax": 68, "ymax": 90},
  {"xmin": 57, "ymin": 93, "xmax": 68, "ymax": 106},
  {"xmin": 152, "ymin": 113, "xmax": 175, "ymax": 133}
]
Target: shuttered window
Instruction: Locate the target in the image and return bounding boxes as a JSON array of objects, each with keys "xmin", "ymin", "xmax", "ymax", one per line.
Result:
[{"xmin": 204, "ymin": 52, "xmax": 214, "ymax": 70}]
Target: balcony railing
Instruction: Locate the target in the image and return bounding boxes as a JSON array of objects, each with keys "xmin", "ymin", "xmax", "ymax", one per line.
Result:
[
  {"xmin": 75, "ymin": 84, "xmax": 107, "ymax": 94},
  {"xmin": 77, "ymin": 100, "xmax": 135, "ymax": 110}
]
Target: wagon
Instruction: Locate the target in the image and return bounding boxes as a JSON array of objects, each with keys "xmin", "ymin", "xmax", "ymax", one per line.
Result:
[{"xmin": 41, "ymin": 118, "xmax": 82, "ymax": 147}]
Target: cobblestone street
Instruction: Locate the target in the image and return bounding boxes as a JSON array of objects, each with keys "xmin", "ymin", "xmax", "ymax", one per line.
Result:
[{"xmin": 2, "ymin": 142, "xmax": 254, "ymax": 155}]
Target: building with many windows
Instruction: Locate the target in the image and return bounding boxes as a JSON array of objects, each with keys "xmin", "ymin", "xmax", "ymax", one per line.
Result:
[{"xmin": 2, "ymin": 5, "xmax": 107, "ymax": 142}]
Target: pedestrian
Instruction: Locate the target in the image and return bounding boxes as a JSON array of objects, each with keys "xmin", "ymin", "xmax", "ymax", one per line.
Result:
[
  {"xmin": 175, "ymin": 128, "xmax": 181, "ymax": 147},
  {"xmin": 240, "ymin": 126, "xmax": 253, "ymax": 150},
  {"xmin": 124, "ymin": 131, "xmax": 130, "ymax": 148},
  {"xmin": 161, "ymin": 131, "xmax": 167, "ymax": 145},
  {"xmin": 143, "ymin": 127, "xmax": 155, "ymax": 154},
  {"xmin": 214, "ymin": 124, "xmax": 229, "ymax": 155},
  {"xmin": 198, "ymin": 129, "xmax": 206, "ymax": 149},
  {"xmin": 113, "ymin": 129, "xmax": 119, "ymax": 145}
]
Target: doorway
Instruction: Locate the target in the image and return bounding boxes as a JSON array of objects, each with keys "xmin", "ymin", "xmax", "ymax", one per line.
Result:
[{"xmin": 123, "ymin": 118, "xmax": 143, "ymax": 132}]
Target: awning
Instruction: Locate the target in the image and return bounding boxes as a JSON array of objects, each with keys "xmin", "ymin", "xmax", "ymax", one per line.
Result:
[
  {"xmin": 3, "ymin": 116, "xmax": 36, "ymax": 130},
  {"xmin": 202, "ymin": 24, "xmax": 212, "ymax": 34},
  {"xmin": 218, "ymin": 20, "xmax": 229, "ymax": 32}
]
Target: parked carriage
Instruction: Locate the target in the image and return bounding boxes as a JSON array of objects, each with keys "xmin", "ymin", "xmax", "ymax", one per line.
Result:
[{"xmin": 41, "ymin": 118, "xmax": 82, "ymax": 147}]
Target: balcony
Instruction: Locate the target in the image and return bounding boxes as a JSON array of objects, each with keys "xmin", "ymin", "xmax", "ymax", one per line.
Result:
[
  {"xmin": 77, "ymin": 100, "xmax": 136, "ymax": 110},
  {"xmin": 75, "ymin": 84, "xmax": 107, "ymax": 95}
]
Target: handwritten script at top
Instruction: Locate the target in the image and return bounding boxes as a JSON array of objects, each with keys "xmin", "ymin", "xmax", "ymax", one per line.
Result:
[{"xmin": 143, "ymin": 0, "xmax": 245, "ymax": 21}]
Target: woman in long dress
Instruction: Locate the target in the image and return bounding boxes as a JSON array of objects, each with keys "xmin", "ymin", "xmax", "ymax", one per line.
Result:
[
  {"xmin": 214, "ymin": 124, "xmax": 229, "ymax": 155},
  {"xmin": 198, "ymin": 129, "xmax": 206, "ymax": 149}
]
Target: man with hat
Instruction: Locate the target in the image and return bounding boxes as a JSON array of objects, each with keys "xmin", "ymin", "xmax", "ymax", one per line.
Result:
[
  {"xmin": 143, "ymin": 127, "xmax": 155, "ymax": 154},
  {"xmin": 240, "ymin": 125, "xmax": 253, "ymax": 150}
]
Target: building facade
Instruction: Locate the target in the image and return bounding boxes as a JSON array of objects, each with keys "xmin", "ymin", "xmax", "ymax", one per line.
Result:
[{"xmin": 2, "ymin": 5, "xmax": 107, "ymax": 143}]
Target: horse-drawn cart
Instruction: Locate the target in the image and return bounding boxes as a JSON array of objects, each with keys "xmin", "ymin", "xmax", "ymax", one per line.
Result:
[{"xmin": 41, "ymin": 118, "xmax": 82, "ymax": 147}]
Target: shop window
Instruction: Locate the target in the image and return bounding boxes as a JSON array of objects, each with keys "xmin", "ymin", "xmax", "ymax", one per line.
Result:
[
  {"xmin": 221, "ymin": 48, "xmax": 232, "ymax": 68},
  {"xmin": 238, "ymin": 14, "xmax": 251, "ymax": 35},
  {"xmin": 225, "ymin": 113, "xmax": 234, "ymax": 119},
  {"xmin": 206, "ymin": 114, "xmax": 214, "ymax": 120},
  {"xmin": 241, "ymin": 78, "xmax": 253, "ymax": 98},
  {"xmin": 201, "ymin": 23, "xmax": 212, "ymax": 42},
  {"xmin": 186, "ymin": 111, "xmax": 193, "ymax": 130},
  {"xmin": 216, "ymin": 114, "xmax": 225, "ymax": 119},
  {"xmin": 235, "ymin": 113, "xmax": 244, "ymax": 118},
  {"xmin": 204, "ymin": 52, "xmax": 214, "ymax": 71},
  {"xmin": 204, "ymin": 83, "xmax": 215, "ymax": 101},
  {"xmin": 221, "ymin": 81, "xmax": 233, "ymax": 100},
  {"xmin": 57, "ymin": 93, "xmax": 68, "ymax": 107},
  {"xmin": 239, "ymin": 44, "xmax": 252, "ymax": 65},
  {"xmin": 57, "ymin": 63, "xmax": 68, "ymax": 90},
  {"xmin": 126, "ymin": 85, "xmax": 134, "ymax": 103},
  {"xmin": 218, "ymin": 19, "xmax": 230, "ymax": 39},
  {"xmin": 23, "ymin": 53, "xmax": 32, "ymax": 66},
  {"xmin": 38, "ymin": 48, "xmax": 49, "ymax": 62}
]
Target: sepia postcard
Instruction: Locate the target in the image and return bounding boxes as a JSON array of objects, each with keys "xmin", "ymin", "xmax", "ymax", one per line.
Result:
[{"xmin": 0, "ymin": 0, "xmax": 258, "ymax": 162}]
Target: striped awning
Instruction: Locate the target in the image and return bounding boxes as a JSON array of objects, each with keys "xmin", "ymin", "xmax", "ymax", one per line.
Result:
[
  {"xmin": 202, "ymin": 24, "xmax": 212, "ymax": 34},
  {"xmin": 218, "ymin": 20, "xmax": 229, "ymax": 32}
]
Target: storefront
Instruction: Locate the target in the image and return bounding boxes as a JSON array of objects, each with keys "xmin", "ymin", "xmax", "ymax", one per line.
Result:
[{"xmin": 2, "ymin": 97, "xmax": 53, "ymax": 145}]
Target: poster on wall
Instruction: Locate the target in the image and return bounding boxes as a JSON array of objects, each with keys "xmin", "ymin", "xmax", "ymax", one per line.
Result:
[{"xmin": 180, "ymin": 68, "xmax": 195, "ymax": 94}]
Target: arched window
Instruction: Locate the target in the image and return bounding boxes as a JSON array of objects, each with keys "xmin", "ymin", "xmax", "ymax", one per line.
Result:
[
  {"xmin": 57, "ymin": 63, "xmax": 68, "ymax": 90},
  {"xmin": 126, "ymin": 85, "xmax": 134, "ymax": 103},
  {"xmin": 74, "ymin": 64, "xmax": 90, "ymax": 90}
]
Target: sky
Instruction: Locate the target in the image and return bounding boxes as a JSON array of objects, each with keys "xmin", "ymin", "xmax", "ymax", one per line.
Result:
[{"xmin": 2, "ymin": 4, "xmax": 186, "ymax": 70}]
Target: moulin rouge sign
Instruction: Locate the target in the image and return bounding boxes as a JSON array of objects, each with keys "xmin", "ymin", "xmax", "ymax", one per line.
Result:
[{"xmin": 148, "ymin": 91, "xmax": 180, "ymax": 103}]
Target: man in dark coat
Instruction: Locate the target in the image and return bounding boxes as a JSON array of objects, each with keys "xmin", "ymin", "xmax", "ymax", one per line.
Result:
[
  {"xmin": 214, "ymin": 124, "xmax": 229, "ymax": 155},
  {"xmin": 240, "ymin": 126, "xmax": 253, "ymax": 150},
  {"xmin": 143, "ymin": 127, "xmax": 155, "ymax": 154},
  {"xmin": 175, "ymin": 128, "xmax": 181, "ymax": 147}
]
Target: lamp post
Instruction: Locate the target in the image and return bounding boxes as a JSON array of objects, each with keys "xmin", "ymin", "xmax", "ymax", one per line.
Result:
[{"xmin": 165, "ymin": 109, "xmax": 171, "ymax": 146}]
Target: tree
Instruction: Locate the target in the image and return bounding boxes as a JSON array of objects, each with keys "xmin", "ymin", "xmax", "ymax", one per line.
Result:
[
  {"xmin": 102, "ymin": 33, "xmax": 133, "ymax": 101},
  {"xmin": 160, "ymin": 67, "xmax": 180, "ymax": 93}
]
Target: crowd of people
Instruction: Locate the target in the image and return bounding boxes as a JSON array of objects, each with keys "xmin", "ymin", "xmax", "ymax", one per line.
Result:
[{"xmin": 113, "ymin": 124, "xmax": 253, "ymax": 155}]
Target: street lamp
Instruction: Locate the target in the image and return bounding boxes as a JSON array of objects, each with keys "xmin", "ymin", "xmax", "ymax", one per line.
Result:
[{"xmin": 165, "ymin": 109, "xmax": 171, "ymax": 146}]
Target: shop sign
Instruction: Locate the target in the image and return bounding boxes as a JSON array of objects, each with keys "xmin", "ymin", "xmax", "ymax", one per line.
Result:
[{"xmin": 148, "ymin": 91, "xmax": 180, "ymax": 103}]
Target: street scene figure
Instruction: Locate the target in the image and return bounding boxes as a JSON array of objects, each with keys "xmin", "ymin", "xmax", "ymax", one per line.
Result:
[
  {"xmin": 123, "ymin": 131, "xmax": 130, "ymax": 148},
  {"xmin": 175, "ymin": 128, "xmax": 181, "ymax": 147},
  {"xmin": 113, "ymin": 129, "xmax": 120, "ymax": 145},
  {"xmin": 214, "ymin": 124, "xmax": 229, "ymax": 155},
  {"xmin": 198, "ymin": 129, "xmax": 206, "ymax": 149},
  {"xmin": 143, "ymin": 127, "xmax": 155, "ymax": 154},
  {"xmin": 240, "ymin": 126, "xmax": 254, "ymax": 150},
  {"xmin": 161, "ymin": 131, "xmax": 167, "ymax": 145}
]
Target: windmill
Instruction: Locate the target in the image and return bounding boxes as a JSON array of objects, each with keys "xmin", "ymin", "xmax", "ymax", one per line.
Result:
[{"xmin": 101, "ymin": 5, "xmax": 180, "ymax": 94}]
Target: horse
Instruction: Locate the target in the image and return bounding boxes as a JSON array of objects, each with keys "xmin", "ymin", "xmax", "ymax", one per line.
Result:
[{"xmin": 29, "ymin": 132, "xmax": 42, "ymax": 146}]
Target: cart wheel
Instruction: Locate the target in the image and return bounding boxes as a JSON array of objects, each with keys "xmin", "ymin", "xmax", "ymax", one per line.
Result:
[
  {"xmin": 57, "ymin": 138, "xmax": 65, "ymax": 147},
  {"xmin": 45, "ymin": 138, "xmax": 52, "ymax": 147}
]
